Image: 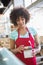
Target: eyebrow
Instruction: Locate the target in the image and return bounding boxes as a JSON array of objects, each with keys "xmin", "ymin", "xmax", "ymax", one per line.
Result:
[{"xmin": 17, "ymin": 16, "xmax": 24, "ymax": 19}]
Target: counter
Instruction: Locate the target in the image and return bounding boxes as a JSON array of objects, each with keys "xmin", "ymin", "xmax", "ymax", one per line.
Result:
[
  {"xmin": 0, "ymin": 47, "xmax": 25, "ymax": 65},
  {"xmin": 0, "ymin": 47, "xmax": 43, "ymax": 65}
]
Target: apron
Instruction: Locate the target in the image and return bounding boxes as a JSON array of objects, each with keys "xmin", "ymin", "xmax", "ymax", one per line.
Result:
[{"xmin": 15, "ymin": 28, "xmax": 37, "ymax": 65}]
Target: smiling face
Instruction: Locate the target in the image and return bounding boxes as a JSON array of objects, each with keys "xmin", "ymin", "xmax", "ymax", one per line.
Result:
[{"xmin": 16, "ymin": 16, "xmax": 26, "ymax": 28}]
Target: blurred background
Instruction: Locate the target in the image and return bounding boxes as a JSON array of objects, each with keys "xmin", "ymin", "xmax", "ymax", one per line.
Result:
[{"xmin": 0, "ymin": 0, "xmax": 43, "ymax": 65}]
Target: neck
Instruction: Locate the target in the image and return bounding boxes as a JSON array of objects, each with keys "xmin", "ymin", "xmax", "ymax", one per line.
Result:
[{"xmin": 19, "ymin": 26, "xmax": 26, "ymax": 31}]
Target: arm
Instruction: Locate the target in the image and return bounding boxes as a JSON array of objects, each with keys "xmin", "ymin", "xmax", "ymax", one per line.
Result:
[
  {"xmin": 10, "ymin": 39, "xmax": 18, "ymax": 54},
  {"xmin": 29, "ymin": 27, "xmax": 41, "ymax": 55},
  {"xmin": 10, "ymin": 39, "xmax": 24, "ymax": 54},
  {"xmin": 34, "ymin": 34, "xmax": 41, "ymax": 54}
]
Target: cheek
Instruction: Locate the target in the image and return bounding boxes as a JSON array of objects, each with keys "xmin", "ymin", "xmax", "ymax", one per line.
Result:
[
  {"xmin": 23, "ymin": 19, "xmax": 25, "ymax": 23},
  {"xmin": 17, "ymin": 23, "xmax": 20, "ymax": 27},
  {"xmin": 17, "ymin": 22, "xmax": 19, "ymax": 25},
  {"xmin": 23, "ymin": 21, "xmax": 25, "ymax": 24}
]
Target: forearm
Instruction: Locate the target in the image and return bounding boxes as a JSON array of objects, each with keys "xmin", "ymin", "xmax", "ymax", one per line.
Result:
[
  {"xmin": 11, "ymin": 48, "xmax": 18, "ymax": 54},
  {"xmin": 34, "ymin": 34, "xmax": 41, "ymax": 54},
  {"xmin": 34, "ymin": 43, "xmax": 41, "ymax": 55}
]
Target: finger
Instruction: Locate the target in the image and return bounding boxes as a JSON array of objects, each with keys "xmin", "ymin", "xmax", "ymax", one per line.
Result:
[
  {"xmin": 32, "ymin": 51, "xmax": 35, "ymax": 56},
  {"xmin": 19, "ymin": 50, "xmax": 22, "ymax": 53}
]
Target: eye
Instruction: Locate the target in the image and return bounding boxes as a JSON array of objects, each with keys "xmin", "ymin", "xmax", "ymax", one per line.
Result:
[
  {"xmin": 17, "ymin": 20, "xmax": 19, "ymax": 22},
  {"xmin": 16, "ymin": 19, "xmax": 19, "ymax": 23},
  {"xmin": 22, "ymin": 18, "xmax": 25, "ymax": 21}
]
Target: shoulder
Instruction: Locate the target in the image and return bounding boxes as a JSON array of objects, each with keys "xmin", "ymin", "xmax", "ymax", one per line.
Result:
[
  {"xmin": 9, "ymin": 29, "xmax": 18, "ymax": 40},
  {"xmin": 28, "ymin": 27, "xmax": 37, "ymax": 36}
]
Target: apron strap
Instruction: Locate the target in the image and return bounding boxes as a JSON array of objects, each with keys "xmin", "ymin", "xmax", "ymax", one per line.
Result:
[
  {"xmin": 25, "ymin": 27, "xmax": 35, "ymax": 49},
  {"xmin": 18, "ymin": 27, "xmax": 30, "ymax": 38},
  {"xmin": 26, "ymin": 27, "xmax": 31, "ymax": 36}
]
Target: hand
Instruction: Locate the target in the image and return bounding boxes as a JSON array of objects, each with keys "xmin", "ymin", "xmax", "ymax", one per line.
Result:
[
  {"xmin": 17, "ymin": 45, "xmax": 24, "ymax": 53},
  {"xmin": 32, "ymin": 49, "xmax": 36, "ymax": 56}
]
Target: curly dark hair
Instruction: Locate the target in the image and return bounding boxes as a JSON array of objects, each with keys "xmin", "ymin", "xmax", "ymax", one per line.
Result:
[{"xmin": 10, "ymin": 7, "xmax": 30, "ymax": 26}]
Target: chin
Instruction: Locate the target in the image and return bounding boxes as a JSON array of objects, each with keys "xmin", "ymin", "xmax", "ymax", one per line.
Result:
[
  {"xmin": 21, "ymin": 26, "xmax": 25, "ymax": 28},
  {"xmin": 19, "ymin": 25, "xmax": 25, "ymax": 28}
]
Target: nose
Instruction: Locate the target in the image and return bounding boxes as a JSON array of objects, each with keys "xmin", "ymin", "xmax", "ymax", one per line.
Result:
[{"xmin": 19, "ymin": 19, "xmax": 22, "ymax": 24}]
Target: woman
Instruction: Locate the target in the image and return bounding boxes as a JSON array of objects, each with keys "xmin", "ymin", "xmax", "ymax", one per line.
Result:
[{"xmin": 9, "ymin": 7, "xmax": 40, "ymax": 65}]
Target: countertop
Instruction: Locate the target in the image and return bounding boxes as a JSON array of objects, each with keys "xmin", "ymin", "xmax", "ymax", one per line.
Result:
[
  {"xmin": 0, "ymin": 47, "xmax": 43, "ymax": 65},
  {"xmin": 0, "ymin": 47, "xmax": 25, "ymax": 65}
]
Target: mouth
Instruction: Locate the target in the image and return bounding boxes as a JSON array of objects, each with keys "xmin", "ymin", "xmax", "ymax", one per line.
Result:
[{"xmin": 20, "ymin": 24, "xmax": 24, "ymax": 27}]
